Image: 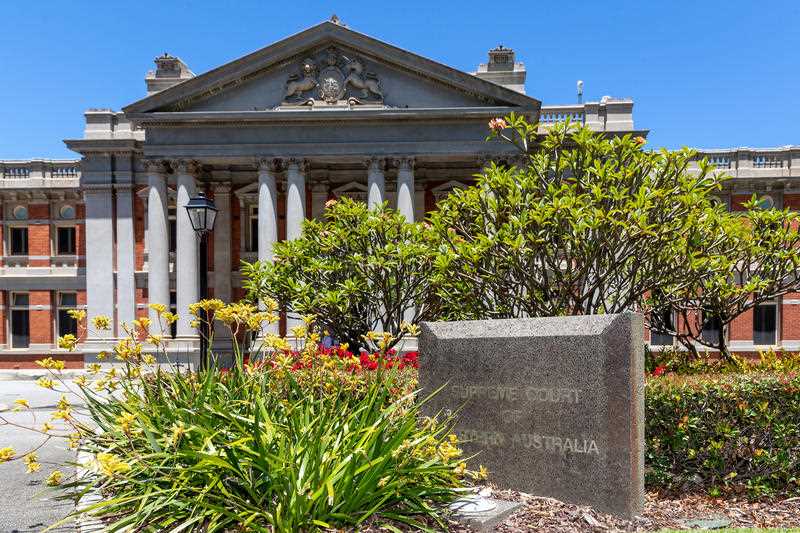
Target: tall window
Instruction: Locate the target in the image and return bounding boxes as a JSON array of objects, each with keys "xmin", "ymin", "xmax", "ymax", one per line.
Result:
[
  {"xmin": 249, "ymin": 207, "xmax": 259, "ymax": 253},
  {"xmin": 168, "ymin": 207, "xmax": 177, "ymax": 254},
  {"xmin": 57, "ymin": 292, "xmax": 79, "ymax": 338},
  {"xmin": 753, "ymin": 303, "xmax": 777, "ymax": 345},
  {"xmin": 650, "ymin": 309, "xmax": 674, "ymax": 346},
  {"xmin": 10, "ymin": 292, "xmax": 30, "ymax": 348},
  {"xmin": 701, "ymin": 315, "xmax": 723, "ymax": 345},
  {"xmin": 56, "ymin": 226, "xmax": 77, "ymax": 255},
  {"xmin": 9, "ymin": 227, "xmax": 28, "ymax": 255}
]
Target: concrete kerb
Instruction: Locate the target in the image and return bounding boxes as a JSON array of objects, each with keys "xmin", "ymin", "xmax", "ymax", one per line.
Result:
[
  {"xmin": 75, "ymin": 450, "xmax": 107, "ymax": 533},
  {"xmin": 0, "ymin": 370, "xmax": 89, "ymax": 381}
]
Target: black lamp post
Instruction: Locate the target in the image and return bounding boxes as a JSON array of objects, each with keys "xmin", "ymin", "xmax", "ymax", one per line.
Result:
[{"xmin": 184, "ymin": 192, "xmax": 217, "ymax": 370}]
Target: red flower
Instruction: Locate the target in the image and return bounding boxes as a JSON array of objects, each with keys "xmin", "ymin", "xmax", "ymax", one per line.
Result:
[{"xmin": 652, "ymin": 365, "xmax": 667, "ymax": 377}]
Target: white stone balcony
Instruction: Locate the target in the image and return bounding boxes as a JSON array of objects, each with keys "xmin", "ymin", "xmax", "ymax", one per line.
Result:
[
  {"xmin": 538, "ymin": 97, "xmax": 636, "ymax": 133},
  {"xmin": 0, "ymin": 160, "xmax": 81, "ymax": 189},
  {"xmin": 691, "ymin": 146, "xmax": 800, "ymax": 179}
]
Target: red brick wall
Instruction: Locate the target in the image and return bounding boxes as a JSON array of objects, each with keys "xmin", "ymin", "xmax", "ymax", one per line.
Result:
[
  {"xmin": 29, "ymin": 290, "xmax": 53, "ymax": 345},
  {"xmin": 782, "ymin": 294, "xmax": 800, "ymax": 341},
  {"xmin": 783, "ymin": 194, "xmax": 800, "ymax": 211},
  {"xmin": 28, "ymin": 204, "xmax": 51, "ymax": 267},
  {"xmin": 0, "ymin": 353, "xmax": 83, "ymax": 370},
  {"xmin": 730, "ymin": 194, "xmax": 752, "ymax": 212},
  {"xmin": 231, "ymin": 199, "xmax": 241, "ymax": 268},
  {"xmin": 133, "ymin": 190, "xmax": 146, "ymax": 271},
  {"xmin": 76, "ymin": 203, "xmax": 86, "ymax": 267},
  {"xmin": 729, "ymin": 308, "xmax": 753, "ymax": 341}
]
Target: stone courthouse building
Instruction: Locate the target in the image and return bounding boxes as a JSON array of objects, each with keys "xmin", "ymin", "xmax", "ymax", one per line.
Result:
[{"xmin": 0, "ymin": 19, "xmax": 798, "ymax": 367}]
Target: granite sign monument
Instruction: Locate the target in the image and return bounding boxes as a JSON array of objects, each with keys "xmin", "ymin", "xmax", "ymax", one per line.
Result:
[{"xmin": 418, "ymin": 313, "xmax": 645, "ymax": 518}]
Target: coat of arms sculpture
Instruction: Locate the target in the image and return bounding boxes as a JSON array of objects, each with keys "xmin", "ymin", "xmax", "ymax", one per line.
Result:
[{"xmin": 283, "ymin": 48, "xmax": 384, "ymax": 106}]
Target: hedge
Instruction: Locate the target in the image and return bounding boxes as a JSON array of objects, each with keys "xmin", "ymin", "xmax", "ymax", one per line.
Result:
[{"xmin": 646, "ymin": 372, "xmax": 800, "ymax": 498}]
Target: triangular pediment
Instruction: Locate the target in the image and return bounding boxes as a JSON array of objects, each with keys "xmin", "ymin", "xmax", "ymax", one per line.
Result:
[{"xmin": 123, "ymin": 21, "xmax": 540, "ymax": 116}]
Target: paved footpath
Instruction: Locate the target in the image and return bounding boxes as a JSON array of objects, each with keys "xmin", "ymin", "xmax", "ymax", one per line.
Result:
[{"xmin": 0, "ymin": 380, "xmax": 79, "ymax": 532}]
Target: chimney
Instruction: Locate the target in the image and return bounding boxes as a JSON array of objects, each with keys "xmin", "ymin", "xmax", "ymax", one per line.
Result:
[
  {"xmin": 473, "ymin": 45, "xmax": 527, "ymax": 94},
  {"xmin": 145, "ymin": 53, "xmax": 195, "ymax": 95}
]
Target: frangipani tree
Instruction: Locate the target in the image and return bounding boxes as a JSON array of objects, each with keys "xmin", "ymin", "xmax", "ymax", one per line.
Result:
[
  {"xmin": 430, "ymin": 113, "xmax": 727, "ymax": 320},
  {"xmin": 242, "ymin": 197, "xmax": 438, "ymax": 350},
  {"xmin": 648, "ymin": 198, "xmax": 800, "ymax": 360}
]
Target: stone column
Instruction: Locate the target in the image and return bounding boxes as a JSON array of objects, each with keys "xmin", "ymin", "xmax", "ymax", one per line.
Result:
[
  {"xmin": 366, "ymin": 157, "xmax": 386, "ymax": 208},
  {"xmin": 395, "ymin": 157, "xmax": 415, "ymax": 222},
  {"xmin": 284, "ymin": 158, "xmax": 307, "ymax": 333},
  {"xmin": 175, "ymin": 160, "xmax": 199, "ymax": 337},
  {"xmin": 115, "ymin": 185, "xmax": 136, "ymax": 329},
  {"xmin": 212, "ymin": 182, "xmax": 232, "ymax": 303},
  {"xmin": 83, "ymin": 186, "xmax": 115, "ymax": 331},
  {"xmin": 285, "ymin": 158, "xmax": 307, "ymax": 241},
  {"xmin": 395, "ymin": 157, "xmax": 416, "ymax": 325},
  {"xmin": 257, "ymin": 159, "xmax": 280, "ymax": 334},
  {"xmin": 146, "ymin": 162, "xmax": 170, "ymax": 325},
  {"xmin": 257, "ymin": 159, "xmax": 279, "ymax": 261}
]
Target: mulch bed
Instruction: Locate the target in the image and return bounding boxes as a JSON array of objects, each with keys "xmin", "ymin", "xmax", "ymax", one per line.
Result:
[
  {"xmin": 488, "ymin": 489, "xmax": 800, "ymax": 532},
  {"xmin": 356, "ymin": 490, "xmax": 800, "ymax": 532}
]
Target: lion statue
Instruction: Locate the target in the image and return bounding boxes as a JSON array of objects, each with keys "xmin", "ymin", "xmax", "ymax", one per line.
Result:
[{"xmin": 285, "ymin": 58, "xmax": 318, "ymax": 99}]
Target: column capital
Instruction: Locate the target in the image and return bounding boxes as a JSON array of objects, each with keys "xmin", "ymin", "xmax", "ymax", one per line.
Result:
[
  {"xmin": 142, "ymin": 159, "xmax": 168, "ymax": 174},
  {"xmin": 257, "ymin": 158, "xmax": 282, "ymax": 173},
  {"xmin": 286, "ymin": 157, "xmax": 309, "ymax": 173},
  {"xmin": 393, "ymin": 156, "xmax": 415, "ymax": 171},
  {"xmin": 173, "ymin": 159, "xmax": 201, "ymax": 176},
  {"xmin": 363, "ymin": 156, "xmax": 387, "ymax": 171}
]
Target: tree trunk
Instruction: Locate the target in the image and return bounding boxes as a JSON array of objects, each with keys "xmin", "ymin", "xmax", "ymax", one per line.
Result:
[
  {"xmin": 718, "ymin": 326, "xmax": 733, "ymax": 363},
  {"xmin": 678, "ymin": 337, "xmax": 700, "ymax": 360}
]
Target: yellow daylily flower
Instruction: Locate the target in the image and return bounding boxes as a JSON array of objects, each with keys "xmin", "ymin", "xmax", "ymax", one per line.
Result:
[
  {"xmin": 13, "ymin": 398, "xmax": 29, "ymax": 410},
  {"xmin": 91, "ymin": 315, "xmax": 112, "ymax": 331},
  {"xmin": 46, "ymin": 470, "xmax": 64, "ymax": 486},
  {"xmin": 36, "ymin": 377, "xmax": 54, "ymax": 390},
  {"xmin": 0, "ymin": 447, "xmax": 15, "ymax": 462},
  {"xmin": 95, "ymin": 453, "xmax": 131, "ymax": 477},
  {"xmin": 148, "ymin": 303, "xmax": 167, "ymax": 315},
  {"xmin": 67, "ymin": 309, "xmax": 87, "ymax": 322}
]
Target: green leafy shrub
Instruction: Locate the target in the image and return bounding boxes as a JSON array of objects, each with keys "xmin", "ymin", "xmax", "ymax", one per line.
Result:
[
  {"xmin": 646, "ymin": 346, "xmax": 800, "ymax": 375},
  {"xmin": 243, "ymin": 197, "xmax": 440, "ymax": 351},
  {"xmin": 2, "ymin": 306, "xmax": 469, "ymax": 532},
  {"xmin": 76, "ymin": 367, "xmax": 463, "ymax": 531},
  {"xmin": 646, "ymin": 372, "xmax": 800, "ymax": 498}
]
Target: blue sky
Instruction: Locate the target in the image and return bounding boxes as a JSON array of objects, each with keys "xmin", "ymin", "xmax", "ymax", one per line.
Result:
[{"xmin": 1, "ymin": 0, "xmax": 798, "ymax": 159}]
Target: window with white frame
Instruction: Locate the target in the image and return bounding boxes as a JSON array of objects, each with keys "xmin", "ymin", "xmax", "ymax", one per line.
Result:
[
  {"xmin": 753, "ymin": 302, "xmax": 777, "ymax": 345},
  {"xmin": 57, "ymin": 292, "xmax": 78, "ymax": 338},
  {"xmin": 55, "ymin": 204, "xmax": 77, "ymax": 256},
  {"xmin": 10, "ymin": 292, "xmax": 30, "ymax": 348},
  {"xmin": 650, "ymin": 308, "xmax": 674, "ymax": 346},
  {"xmin": 9, "ymin": 226, "xmax": 28, "ymax": 255},
  {"xmin": 56, "ymin": 226, "xmax": 77, "ymax": 255}
]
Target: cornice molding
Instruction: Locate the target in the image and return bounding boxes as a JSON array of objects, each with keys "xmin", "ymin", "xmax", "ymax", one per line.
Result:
[{"xmin": 126, "ymin": 106, "xmax": 530, "ymax": 128}]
